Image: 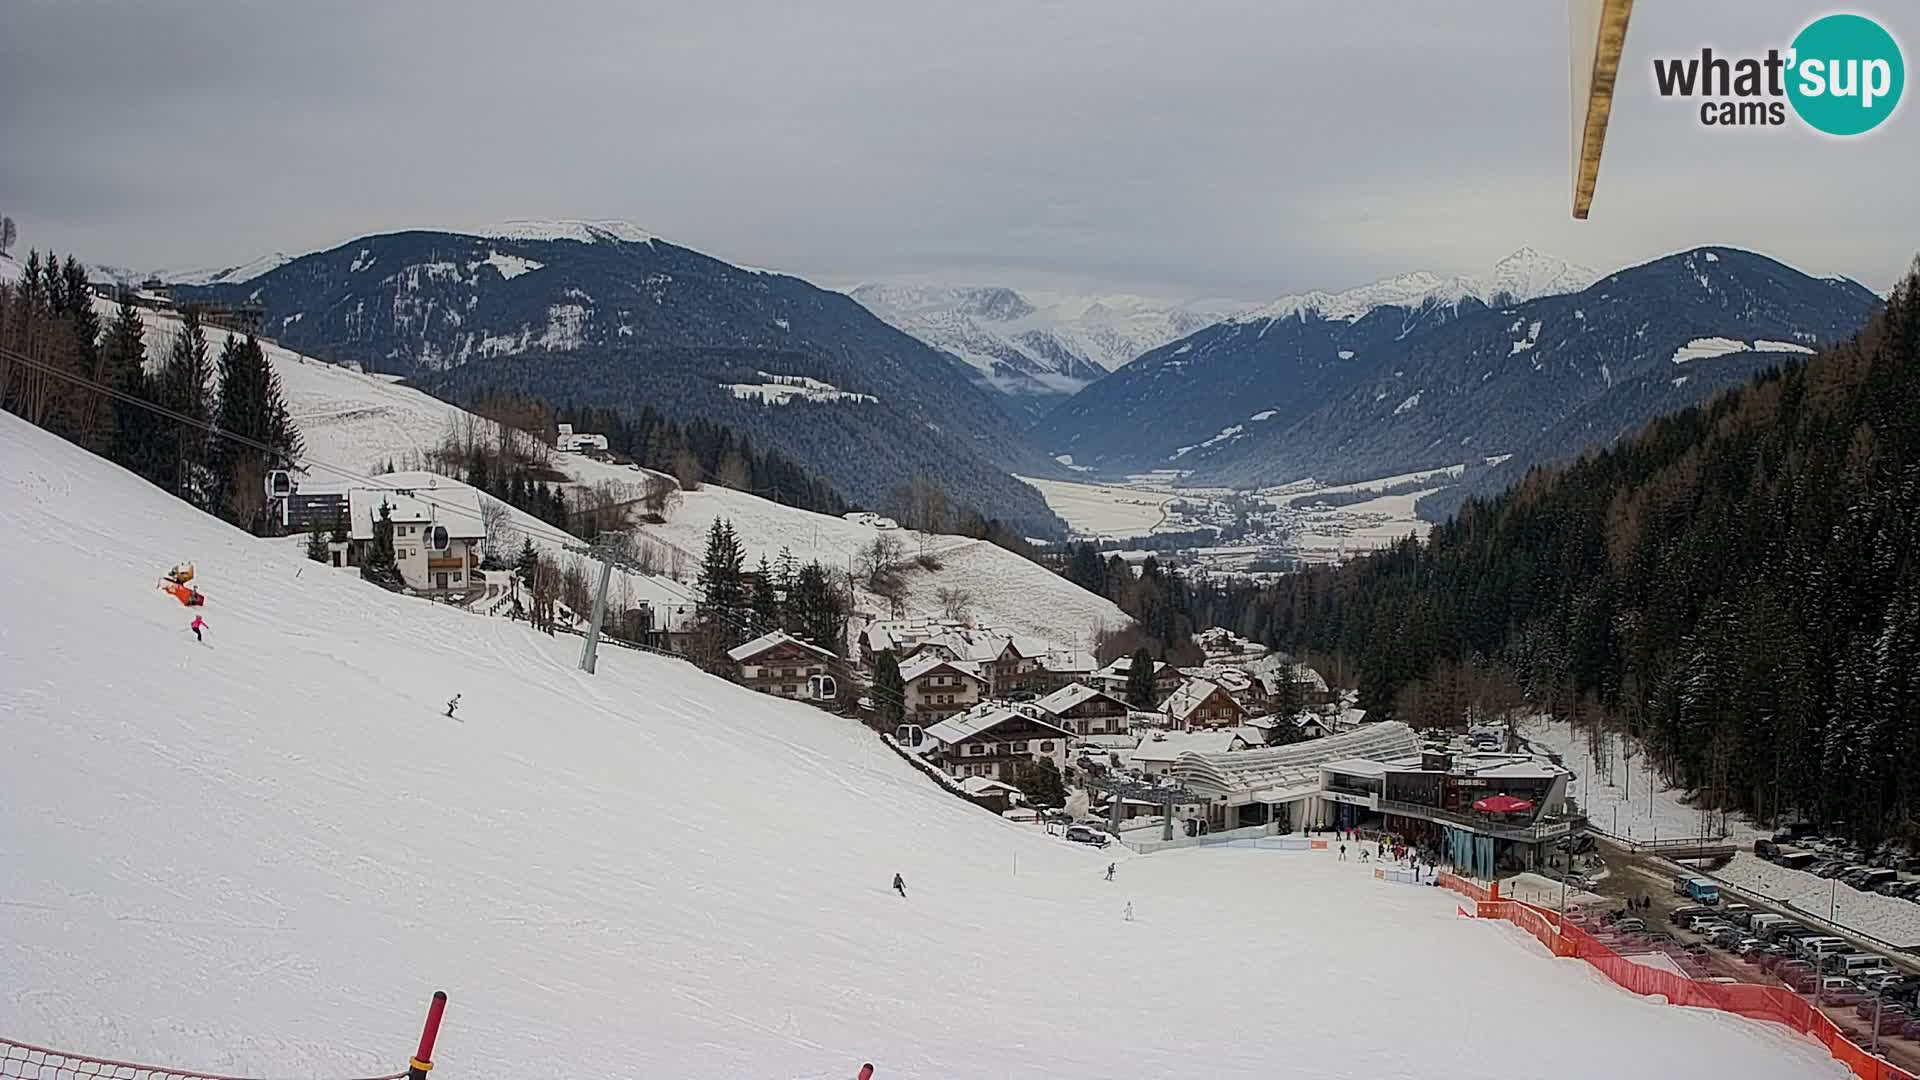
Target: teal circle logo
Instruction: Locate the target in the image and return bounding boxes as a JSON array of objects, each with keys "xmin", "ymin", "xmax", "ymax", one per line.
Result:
[{"xmin": 1787, "ymin": 14, "xmax": 1904, "ymax": 135}]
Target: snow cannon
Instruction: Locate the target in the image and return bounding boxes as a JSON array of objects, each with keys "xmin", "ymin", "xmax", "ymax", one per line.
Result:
[
  {"xmin": 164, "ymin": 562, "xmax": 195, "ymax": 585},
  {"xmin": 161, "ymin": 581, "xmax": 206, "ymax": 607}
]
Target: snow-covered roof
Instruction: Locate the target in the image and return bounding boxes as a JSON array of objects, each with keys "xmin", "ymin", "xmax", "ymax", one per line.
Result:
[
  {"xmin": 1172, "ymin": 722, "xmax": 1422, "ymax": 798},
  {"xmin": 344, "ymin": 477, "xmax": 485, "ymax": 542},
  {"xmin": 922, "ymin": 704, "xmax": 1071, "ymax": 748},
  {"xmin": 1178, "ymin": 665, "xmax": 1256, "ymax": 694},
  {"xmin": 959, "ymin": 776, "xmax": 1025, "ymax": 800},
  {"xmin": 1075, "ymin": 734, "xmax": 1139, "ymax": 751},
  {"xmin": 1034, "ymin": 682, "xmax": 1122, "ymax": 716},
  {"xmin": 1096, "ymin": 656, "xmax": 1170, "ymax": 679},
  {"xmin": 1322, "ymin": 757, "xmax": 1394, "ymax": 779},
  {"xmin": 1132, "ymin": 730, "xmax": 1245, "ymax": 763},
  {"xmin": 898, "ymin": 653, "xmax": 985, "ymax": 686},
  {"xmin": 1161, "ymin": 678, "xmax": 1242, "ymax": 723},
  {"xmin": 726, "ymin": 630, "xmax": 835, "ymax": 665}
]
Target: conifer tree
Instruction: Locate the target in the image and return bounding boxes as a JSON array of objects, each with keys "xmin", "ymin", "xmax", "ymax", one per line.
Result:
[
  {"xmin": 1125, "ymin": 646, "xmax": 1158, "ymax": 710},
  {"xmin": 153, "ymin": 308, "xmax": 214, "ymax": 508},
  {"xmin": 359, "ymin": 500, "xmax": 405, "ymax": 591},
  {"xmin": 788, "ymin": 561, "xmax": 844, "ymax": 653},
  {"xmin": 515, "ymin": 538, "xmax": 538, "ymax": 588},
  {"xmin": 750, "ymin": 555, "xmax": 779, "ymax": 634},
  {"xmin": 873, "ymin": 650, "xmax": 905, "ymax": 728},
  {"xmin": 305, "ymin": 520, "xmax": 331, "ymax": 563},
  {"xmin": 101, "ymin": 293, "xmax": 151, "ymax": 477}
]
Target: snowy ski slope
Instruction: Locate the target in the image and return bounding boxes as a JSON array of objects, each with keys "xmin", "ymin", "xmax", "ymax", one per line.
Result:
[{"xmin": 0, "ymin": 412, "xmax": 1847, "ymax": 1079}]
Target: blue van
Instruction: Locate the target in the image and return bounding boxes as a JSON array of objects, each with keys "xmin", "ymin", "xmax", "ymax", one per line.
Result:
[{"xmin": 1673, "ymin": 874, "xmax": 1721, "ymax": 905}]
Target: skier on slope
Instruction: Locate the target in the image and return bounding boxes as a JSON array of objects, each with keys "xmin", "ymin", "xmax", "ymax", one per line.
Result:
[
  {"xmin": 189, "ymin": 613, "xmax": 207, "ymax": 643},
  {"xmin": 446, "ymin": 694, "xmax": 461, "ymax": 718},
  {"xmin": 892, "ymin": 873, "xmax": 907, "ymax": 898},
  {"xmin": 1105, "ymin": 862, "xmax": 1115, "ymax": 882}
]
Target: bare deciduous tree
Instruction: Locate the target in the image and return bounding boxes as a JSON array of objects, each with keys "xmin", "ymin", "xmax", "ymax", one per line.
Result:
[{"xmin": 936, "ymin": 586, "xmax": 972, "ymax": 622}]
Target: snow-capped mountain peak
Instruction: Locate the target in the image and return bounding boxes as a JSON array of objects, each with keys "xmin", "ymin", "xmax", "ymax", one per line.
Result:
[
  {"xmin": 850, "ymin": 282, "xmax": 1231, "ymax": 403},
  {"xmin": 477, "ymin": 219, "xmax": 658, "ymax": 246},
  {"xmin": 1234, "ymin": 249, "xmax": 1599, "ymax": 325}
]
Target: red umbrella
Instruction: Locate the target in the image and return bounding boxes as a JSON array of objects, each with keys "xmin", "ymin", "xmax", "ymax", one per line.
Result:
[{"xmin": 1473, "ymin": 794, "xmax": 1535, "ymax": 814}]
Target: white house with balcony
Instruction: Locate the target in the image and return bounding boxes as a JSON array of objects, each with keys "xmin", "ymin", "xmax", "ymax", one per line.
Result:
[{"xmin": 344, "ymin": 476, "xmax": 487, "ymax": 595}]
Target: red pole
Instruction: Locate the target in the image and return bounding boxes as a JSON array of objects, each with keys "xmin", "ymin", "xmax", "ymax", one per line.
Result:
[{"xmin": 409, "ymin": 991, "xmax": 448, "ymax": 1080}]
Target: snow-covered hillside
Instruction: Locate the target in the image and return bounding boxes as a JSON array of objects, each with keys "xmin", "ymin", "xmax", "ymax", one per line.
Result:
[
  {"xmin": 635, "ymin": 478, "xmax": 1131, "ymax": 651},
  {"xmin": 849, "ymin": 282, "xmax": 1228, "ymax": 397},
  {"xmin": 0, "ymin": 411, "xmax": 1845, "ymax": 1079},
  {"xmin": 101, "ymin": 300, "xmax": 1121, "ymax": 648}
]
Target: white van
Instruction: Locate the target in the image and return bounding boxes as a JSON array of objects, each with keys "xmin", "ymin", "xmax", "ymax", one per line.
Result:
[
  {"xmin": 1749, "ymin": 914, "xmax": 1787, "ymax": 938},
  {"xmin": 1829, "ymin": 952, "xmax": 1891, "ymax": 975},
  {"xmin": 1796, "ymin": 936, "xmax": 1849, "ymax": 961}
]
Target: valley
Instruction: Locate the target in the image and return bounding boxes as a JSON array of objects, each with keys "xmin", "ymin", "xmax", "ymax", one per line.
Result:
[{"xmin": 1020, "ymin": 464, "xmax": 1467, "ymax": 573}]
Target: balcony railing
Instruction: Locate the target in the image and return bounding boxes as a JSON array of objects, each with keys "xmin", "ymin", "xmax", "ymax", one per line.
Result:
[{"xmin": 1378, "ymin": 798, "xmax": 1574, "ymax": 843}]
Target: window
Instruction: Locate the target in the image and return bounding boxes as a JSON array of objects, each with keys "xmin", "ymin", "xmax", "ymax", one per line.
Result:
[
  {"xmin": 1039, "ymin": 741, "xmax": 1054, "ymax": 752},
  {"xmin": 968, "ymin": 743, "xmax": 986, "ymax": 756},
  {"xmin": 1012, "ymin": 741, "xmax": 1028, "ymax": 752}
]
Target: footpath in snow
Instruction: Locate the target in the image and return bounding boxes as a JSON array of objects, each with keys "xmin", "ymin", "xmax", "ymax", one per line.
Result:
[{"xmin": 0, "ymin": 411, "xmax": 1848, "ymax": 1079}]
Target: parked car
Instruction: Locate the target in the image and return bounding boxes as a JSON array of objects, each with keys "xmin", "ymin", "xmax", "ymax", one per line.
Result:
[
  {"xmin": 1818, "ymin": 977, "xmax": 1865, "ymax": 1004},
  {"xmin": 1898, "ymin": 1017, "xmax": 1920, "ymax": 1040},
  {"xmin": 1613, "ymin": 917, "xmax": 1646, "ymax": 934},
  {"xmin": 1711, "ymin": 927, "xmax": 1746, "ymax": 949},
  {"xmin": 1670, "ymin": 904, "xmax": 1712, "ymax": 927},
  {"xmin": 1758, "ymin": 949, "xmax": 1789, "ymax": 971},
  {"xmin": 1720, "ymin": 903, "xmax": 1756, "ymax": 928},
  {"xmin": 1815, "ymin": 862, "xmax": 1847, "ymax": 878},
  {"xmin": 1064, "ymin": 824, "xmax": 1110, "ymax": 848},
  {"xmin": 1776, "ymin": 851, "xmax": 1818, "ymax": 871}
]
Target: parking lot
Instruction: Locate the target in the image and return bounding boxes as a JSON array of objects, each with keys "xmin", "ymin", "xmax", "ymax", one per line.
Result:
[{"xmin": 1581, "ymin": 838, "xmax": 1920, "ymax": 1074}]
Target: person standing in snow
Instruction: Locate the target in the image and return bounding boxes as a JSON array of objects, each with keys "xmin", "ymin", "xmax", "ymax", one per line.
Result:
[
  {"xmin": 1338, "ymin": 843, "xmax": 1347, "ymax": 861},
  {"xmin": 892, "ymin": 873, "xmax": 906, "ymax": 898},
  {"xmin": 1124, "ymin": 901, "xmax": 1134, "ymax": 922},
  {"xmin": 446, "ymin": 694, "xmax": 461, "ymax": 718},
  {"xmin": 189, "ymin": 614, "xmax": 207, "ymax": 642},
  {"xmin": 1105, "ymin": 862, "xmax": 1115, "ymax": 882}
]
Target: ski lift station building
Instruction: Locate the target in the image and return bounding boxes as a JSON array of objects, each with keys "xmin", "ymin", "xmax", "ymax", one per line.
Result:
[{"xmin": 1167, "ymin": 722, "xmax": 1576, "ymax": 875}]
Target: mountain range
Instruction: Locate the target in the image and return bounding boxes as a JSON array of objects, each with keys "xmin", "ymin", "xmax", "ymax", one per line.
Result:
[
  {"xmin": 154, "ymin": 231, "xmax": 1884, "ymax": 538},
  {"xmin": 1038, "ymin": 247, "xmax": 1880, "ymax": 507},
  {"xmin": 176, "ymin": 221, "xmax": 1067, "ymax": 538},
  {"xmin": 848, "ymin": 283, "xmax": 1227, "ymax": 414}
]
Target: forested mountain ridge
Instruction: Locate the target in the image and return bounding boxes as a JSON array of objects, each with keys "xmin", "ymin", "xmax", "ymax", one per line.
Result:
[
  {"xmin": 177, "ymin": 224, "xmax": 1066, "ymax": 537},
  {"xmin": 1043, "ymin": 248, "xmax": 1879, "ymax": 499},
  {"xmin": 1194, "ymin": 261, "xmax": 1920, "ymax": 843}
]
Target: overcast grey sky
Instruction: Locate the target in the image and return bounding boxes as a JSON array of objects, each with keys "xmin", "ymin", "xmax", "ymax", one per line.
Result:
[{"xmin": 2, "ymin": 1, "xmax": 1914, "ymax": 300}]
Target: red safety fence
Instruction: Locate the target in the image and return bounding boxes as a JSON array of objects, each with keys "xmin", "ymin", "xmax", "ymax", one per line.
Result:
[
  {"xmin": 1436, "ymin": 877, "xmax": 1916, "ymax": 1080},
  {"xmin": 2, "ymin": 993, "xmax": 445, "ymax": 1080}
]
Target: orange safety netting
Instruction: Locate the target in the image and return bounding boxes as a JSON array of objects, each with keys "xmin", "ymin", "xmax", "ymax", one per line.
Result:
[{"xmin": 1436, "ymin": 874, "xmax": 1916, "ymax": 1080}]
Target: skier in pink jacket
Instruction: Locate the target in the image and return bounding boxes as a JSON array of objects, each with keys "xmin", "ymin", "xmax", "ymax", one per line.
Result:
[{"xmin": 190, "ymin": 614, "xmax": 207, "ymax": 642}]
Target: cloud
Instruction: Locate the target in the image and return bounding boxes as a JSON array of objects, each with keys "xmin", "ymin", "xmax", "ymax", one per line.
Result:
[{"xmin": 2, "ymin": 0, "xmax": 1913, "ymax": 299}]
